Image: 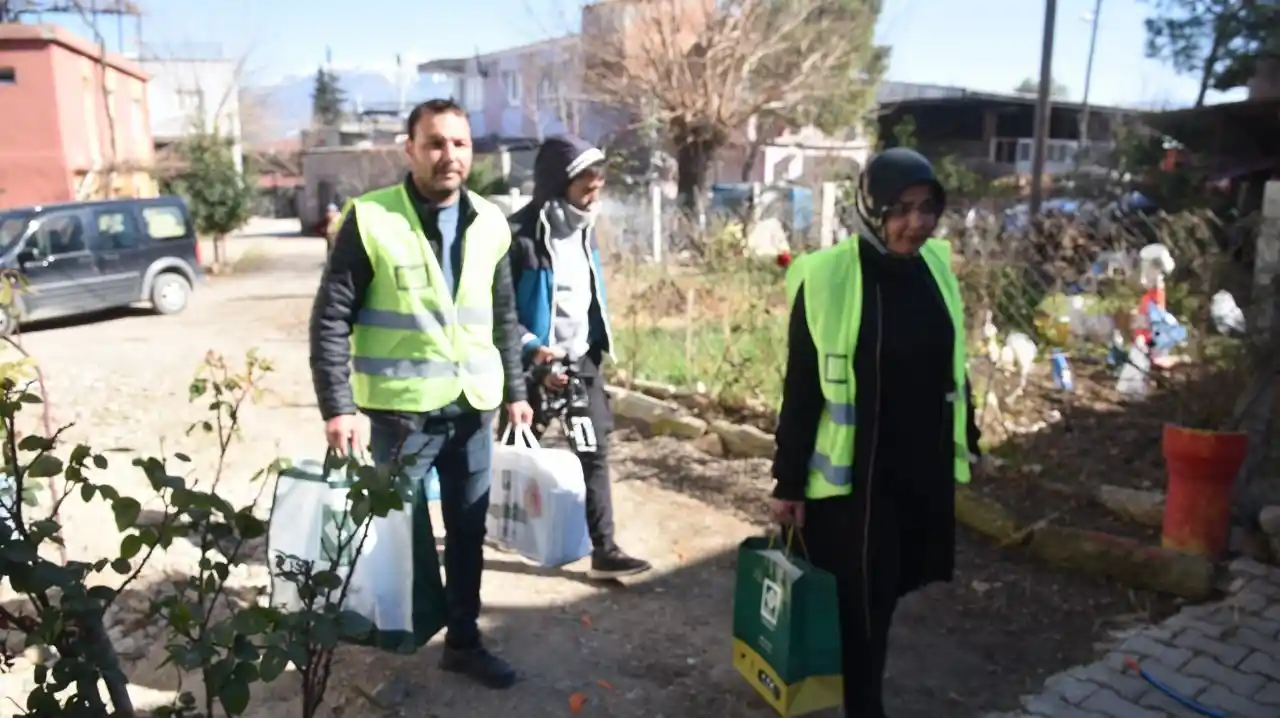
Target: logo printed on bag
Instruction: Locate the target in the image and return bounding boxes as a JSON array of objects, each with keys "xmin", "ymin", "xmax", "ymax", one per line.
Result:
[
  {"xmin": 523, "ymin": 481, "xmax": 543, "ymax": 519},
  {"xmin": 756, "ymin": 670, "xmax": 781, "ymax": 700},
  {"xmin": 760, "ymin": 578, "xmax": 782, "ymax": 629},
  {"xmin": 321, "ymin": 504, "xmax": 358, "ymax": 567}
]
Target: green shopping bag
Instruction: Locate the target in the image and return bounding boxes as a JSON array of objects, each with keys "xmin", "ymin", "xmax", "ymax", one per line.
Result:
[
  {"xmin": 267, "ymin": 453, "xmax": 448, "ymax": 654},
  {"xmin": 732, "ymin": 533, "xmax": 843, "ymax": 716}
]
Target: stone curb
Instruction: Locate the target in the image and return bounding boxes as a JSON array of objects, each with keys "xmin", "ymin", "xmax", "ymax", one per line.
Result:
[
  {"xmin": 605, "ymin": 384, "xmax": 774, "ymax": 459},
  {"xmin": 606, "ymin": 378, "xmax": 1225, "ymax": 600}
]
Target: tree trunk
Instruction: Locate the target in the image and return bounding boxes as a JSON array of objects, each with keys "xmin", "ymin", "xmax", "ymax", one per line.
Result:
[
  {"xmin": 1196, "ymin": 31, "xmax": 1226, "ymax": 107},
  {"xmin": 675, "ymin": 141, "xmax": 712, "ymax": 215},
  {"xmin": 673, "ymin": 122, "xmax": 723, "ymax": 216},
  {"xmin": 81, "ymin": 13, "xmax": 120, "ymax": 199}
]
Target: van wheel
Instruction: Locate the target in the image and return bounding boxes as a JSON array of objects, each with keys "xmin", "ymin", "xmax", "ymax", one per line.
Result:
[{"xmin": 150, "ymin": 273, "xmax": 191, "ymax": 315}]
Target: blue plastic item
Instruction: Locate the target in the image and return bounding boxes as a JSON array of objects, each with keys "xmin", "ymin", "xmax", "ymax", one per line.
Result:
[
  {"xmin": 1050, "ymin": 350, "xmax": 1074, "ymax": 391},
  {"xmin": 1148, "ymin": 305, "xmax": 1188, "ymax": 353},
  {"xmin": 708, "ymin": 183, "xmax": 814, "ymax": 236},
  {"xmin": 1124, "ymin": 657, "xmax": 1229, "ymax": 718}
]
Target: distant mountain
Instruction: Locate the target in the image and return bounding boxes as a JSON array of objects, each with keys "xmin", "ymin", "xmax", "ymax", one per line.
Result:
[{"xmin": 246, "ymin": 70, "xmax": 453, "ymax": 141}]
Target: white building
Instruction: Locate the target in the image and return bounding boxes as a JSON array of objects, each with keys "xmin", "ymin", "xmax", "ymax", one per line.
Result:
[{"xmin": 140, "ymin": 57, "xmax": 242, "ymax": 171}]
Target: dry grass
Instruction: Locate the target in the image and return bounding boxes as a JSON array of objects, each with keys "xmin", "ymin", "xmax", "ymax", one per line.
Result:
[{"xmin": 606, "ymin": 259, "xmax": 789, "ymax": 405}]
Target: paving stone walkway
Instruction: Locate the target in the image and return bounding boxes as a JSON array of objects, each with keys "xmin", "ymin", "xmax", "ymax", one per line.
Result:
[{"xmin": 985, "ymin": 558, "xmax": 1280, "ymax": 718}]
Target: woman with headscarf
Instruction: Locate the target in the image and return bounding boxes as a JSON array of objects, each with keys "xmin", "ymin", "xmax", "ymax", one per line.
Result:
[{"xmin": 769, "ymin": 148, "xmax": 982, "ymax": 717}]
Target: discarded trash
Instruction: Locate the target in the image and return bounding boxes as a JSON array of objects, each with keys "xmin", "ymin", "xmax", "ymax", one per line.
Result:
[
  {"xmin": 1050, "ymin": 349, "xmax": 1074, "ymax": 391},
  {"xmin": 1116, "ymin": 338, "xmax": 1151, "ymax": 399},
  {"xmin": 982, "ymin": 311, "xmax": 1037, "ymax": 399},
  {"xmin": 1148, "ymin": 304, "xmax": 1188, "ymax": 364},
  {"xmin": 1106, "ymin": 330, "xmax": 1127, "ymax": 370},
  {"xmin": 1210, "ymin": 290, "xmax": 1245, "ymax": 335}
]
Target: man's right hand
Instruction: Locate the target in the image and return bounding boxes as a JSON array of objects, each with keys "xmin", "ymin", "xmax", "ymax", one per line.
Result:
[
  {"xmin": 530, "ymin": 346, "xmax": 564, "ymax": 365},
  {"xmin": 770, "ymin": 499, "xmax": 805, "ymax": 527},
  {"xmin": 324, "ymin": 414, "xmax": 364, "ymax": 456}
]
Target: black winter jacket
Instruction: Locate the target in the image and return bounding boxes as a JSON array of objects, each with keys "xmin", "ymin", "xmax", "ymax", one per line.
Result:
[{"xmin": 308, "ymin": 176, "xmax": 526, "ymax": 421}]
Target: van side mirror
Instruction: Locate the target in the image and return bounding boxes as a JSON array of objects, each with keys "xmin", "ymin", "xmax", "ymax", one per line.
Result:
[{"xmin": 17, "ymin": 247, "xmax": 40, "ymax": 265}]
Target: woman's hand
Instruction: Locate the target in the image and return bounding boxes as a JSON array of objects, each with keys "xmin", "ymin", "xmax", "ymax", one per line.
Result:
[{"xmin": 770, "ymin": 499, "xmax": 805, "ymax": 527}]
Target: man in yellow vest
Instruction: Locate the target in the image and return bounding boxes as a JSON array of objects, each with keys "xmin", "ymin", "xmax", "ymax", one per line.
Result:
[
  {"xmin": 309, "ymin": 98, "xmax": 533, "ymax": 689},
  {"xmin": 770, "ymin": 148, "xmax": 982, "ymax": 716}
]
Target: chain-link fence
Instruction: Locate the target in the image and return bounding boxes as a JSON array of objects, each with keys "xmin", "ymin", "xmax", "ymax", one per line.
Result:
[
  {"xmin": 599, "ymin": 202, "xmax": 1261, "ymax": 442},
  {"xmin": 947, "ymin": 210, "xmax": 1256, "ymax": 432},
  {"xmin": 594, "ymin": 183, "xmax": 828, "ymax": 263}
]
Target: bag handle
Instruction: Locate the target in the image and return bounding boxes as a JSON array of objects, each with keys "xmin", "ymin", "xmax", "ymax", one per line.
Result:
[
  {"xmin": 768, "ymin": 525, "xmax": 811, "ymax": 562},
  {"xmin": 499, "ymin": 423, "xmax": 540, "ymax": 450},
  {"xmin": 323, "ymin": 440, "xmax": 360, "ymax": 474}
]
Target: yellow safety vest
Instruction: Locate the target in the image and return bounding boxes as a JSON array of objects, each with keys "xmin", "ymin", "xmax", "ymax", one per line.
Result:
[
  {"xmin": 786, "ymin": 237, "xmax": 972, "ymax": 499},
  {"xmin": 348, "ymin": 184, "xmax": 510, "ymax": 413}
]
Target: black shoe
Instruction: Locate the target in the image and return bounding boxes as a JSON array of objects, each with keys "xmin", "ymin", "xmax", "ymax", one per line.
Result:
[
  {"xmin": 588, "ymin": 548, "xmax": 652, "ymax": 580},
  {"xmin": 440, "ymin": 644, "xmax": 517, "ymax": 690}
]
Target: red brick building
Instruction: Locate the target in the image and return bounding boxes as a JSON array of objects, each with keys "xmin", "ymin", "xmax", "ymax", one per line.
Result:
[{"xmin": 0, "ymin": 23, "xmax": 156, "ymax": 209}]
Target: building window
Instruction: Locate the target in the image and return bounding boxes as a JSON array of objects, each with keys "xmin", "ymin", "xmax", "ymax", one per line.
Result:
[
  {"xmin": 177, "ymin": 89, "xmax": 203, "ymax": 110},
  {"xmin": 501, "ymin": 71, "xmax": 521, "ymax": 107},
  {"xmin": 462, "ymin": 76, "xmax": 484, "ymax": 111},
  {"xmin": 0, "ymin": 67, "xmax": 14, "ymax": 85},
  {"xmin": 538, "ymin": 76, "xmax": 559, "ymax": 107}
]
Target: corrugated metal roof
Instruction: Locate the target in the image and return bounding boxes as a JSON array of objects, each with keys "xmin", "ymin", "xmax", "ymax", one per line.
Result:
[{"xmin": 1144, "ymin": 98, "xmax": 1280, "ymax": 167}]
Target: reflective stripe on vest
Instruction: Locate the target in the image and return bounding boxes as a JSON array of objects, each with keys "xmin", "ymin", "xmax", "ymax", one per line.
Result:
[
  {"xmin": 349, "ymin": 185, "xmax": 511, "ymax": 413},
  {"xmin": 787, "ymin": 236, "xmax": 972, "ymax": 500}
]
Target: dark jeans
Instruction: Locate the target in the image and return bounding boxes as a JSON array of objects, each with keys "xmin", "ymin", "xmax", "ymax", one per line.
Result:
[
  {"xmin": 500, "ymin": 352, "xmax": 616, "ymax": 552},
  {"xmin": 368, "ymin": 409, "xmax": 493, "ymax": 650}
]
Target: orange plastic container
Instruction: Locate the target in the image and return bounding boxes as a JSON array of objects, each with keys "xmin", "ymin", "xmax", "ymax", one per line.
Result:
[{"xmin": 1160, "ymin": 424, "xmax": 1248, "ymax": 558}]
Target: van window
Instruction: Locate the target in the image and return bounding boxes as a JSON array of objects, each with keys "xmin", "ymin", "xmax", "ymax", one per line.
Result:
[
  {"xmin": 0, "ymin": 212, "xmax": 31, "ymax": 254},
  {"xmin": 141, "ymin": 206, "xmax": 188, "ymax": 240},
  {"xmin": 35, "ymin": 212, "xmax": 87, "ymax": 256},
  {"xmin": 94, "ymin": 209, "xmax": 141, "ymax": 250}
]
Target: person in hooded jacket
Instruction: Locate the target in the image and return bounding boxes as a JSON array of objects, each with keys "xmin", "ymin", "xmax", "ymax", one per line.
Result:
[
  {"xmin": 505, "ymin": 135, "xmax": 652, "ymax": 580},
  {"xmin": 770, "ymin": 148, "xmax": 982, "ymax": 717}
]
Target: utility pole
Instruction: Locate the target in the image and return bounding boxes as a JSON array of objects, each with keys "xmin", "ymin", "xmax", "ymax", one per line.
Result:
[
  {"xmin": 1079, "ymin": 0, "xmax": 1103, "ymax": 146},
  {"xmin": 1029, "ymin": 0, "xmax": 1058, "ymax": 217}
]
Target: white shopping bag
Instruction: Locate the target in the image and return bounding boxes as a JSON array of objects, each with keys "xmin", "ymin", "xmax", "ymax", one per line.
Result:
[
  {"xmin": 266, "ymin": 456, "xmax": 446, "ymax": 653},
  {"xmin": 487, "ymin": 425, "xmax": 592, "ymax": 567}
]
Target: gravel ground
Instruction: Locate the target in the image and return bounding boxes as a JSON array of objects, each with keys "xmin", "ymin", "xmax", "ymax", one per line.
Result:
[{"xmin": 0, "ymin": 222, "xmax": 1162, "ymax": 717}]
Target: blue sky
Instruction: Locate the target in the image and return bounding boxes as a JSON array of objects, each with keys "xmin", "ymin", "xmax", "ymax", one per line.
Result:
[{"xmin": 57, "ymin": 0, "xmax": 1245, "ymax": 108}]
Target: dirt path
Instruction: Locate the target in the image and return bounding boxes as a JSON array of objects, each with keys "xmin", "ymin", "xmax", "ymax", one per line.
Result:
[{"xmin": 0, "ymin": 224, "xmax": 1154, "ymax": 717}]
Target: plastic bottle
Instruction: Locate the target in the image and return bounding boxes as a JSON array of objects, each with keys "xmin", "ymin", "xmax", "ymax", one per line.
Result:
[{"xmin": 1050, "ymin": 349, "xmax": 1074, "ymax": 391}]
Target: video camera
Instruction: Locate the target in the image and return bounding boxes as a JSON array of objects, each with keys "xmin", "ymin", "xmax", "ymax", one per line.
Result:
[{"xmin": 528, "ymin": 358, "xmax": 598, "ymax": 454}]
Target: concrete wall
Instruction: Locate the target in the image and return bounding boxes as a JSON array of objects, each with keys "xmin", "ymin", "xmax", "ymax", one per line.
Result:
[
  {"xmin": 0, "ymin": 35, "xmax": 65, "ymax": 206},
  {"xmin": 299, "ymin": 146, "xmax": 408, "ymax": 226}
]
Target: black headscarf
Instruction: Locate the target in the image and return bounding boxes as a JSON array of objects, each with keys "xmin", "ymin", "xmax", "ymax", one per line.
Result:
[{"xmin": 854, "ymin": 147, "xmax": 946, "ymax": 256}]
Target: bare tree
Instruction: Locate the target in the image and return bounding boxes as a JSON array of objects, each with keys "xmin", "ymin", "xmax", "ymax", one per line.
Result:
[
  {"xmin": 239, "ymin": 86, "xmax": 279, "ymax": 147},
  {"xmin": 583, "ymin": 0, "xmax": 886, "ymax": 211},
  {"xmin": 521, "ymin": 50, "xmax": 584, "ymax": 140},
  {"xmin": 67, "ymin": 0, "xmax": 143, "ymax": 199}
]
